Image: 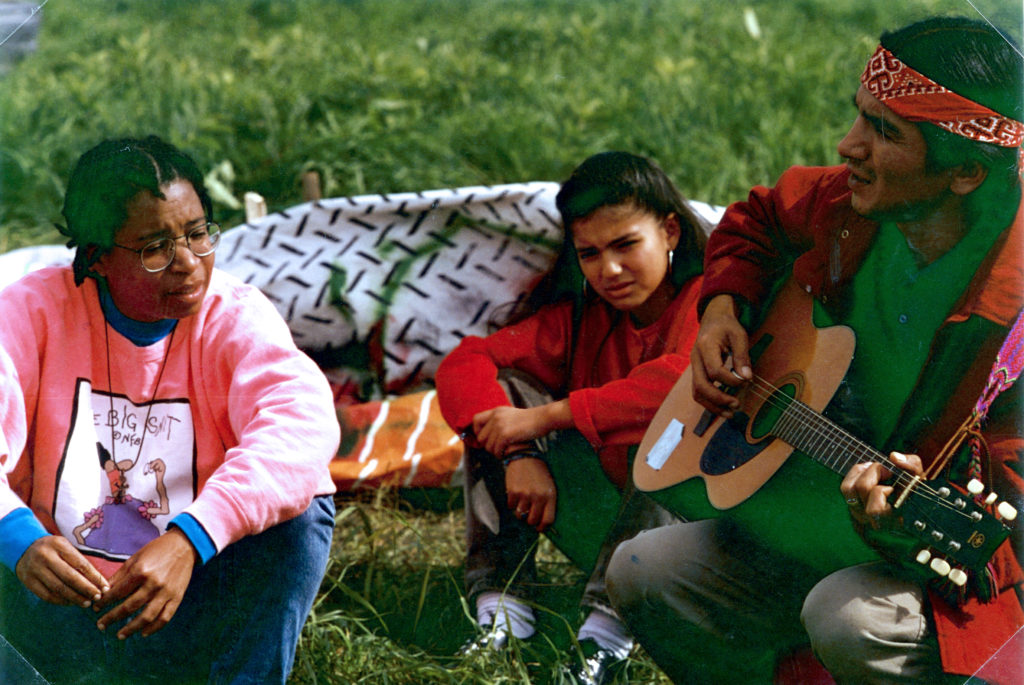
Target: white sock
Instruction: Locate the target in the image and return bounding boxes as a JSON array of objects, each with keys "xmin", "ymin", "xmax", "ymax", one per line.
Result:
[
  {"xmin": 576, "ymin": 608, "xmax": 633, "ymax": 660},
  {"xmin": 475, "ymin": 591, "xmax": 536, "ymax": 639}
]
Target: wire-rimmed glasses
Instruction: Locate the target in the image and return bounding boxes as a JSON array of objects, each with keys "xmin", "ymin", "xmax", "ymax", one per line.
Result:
[{"xmin": 112, "ymin": 222, "xmax": 221, "ymax": 272}]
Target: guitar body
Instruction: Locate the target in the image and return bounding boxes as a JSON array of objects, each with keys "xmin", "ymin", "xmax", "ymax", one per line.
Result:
[
  {"xmin": 634, "ymin": 279, "xmax": 878, "ymax": 574},
  {"xmin": 634, "ymin": 279, "xmax": 1013, "ymax": 577},
  {"xmin": 635, "ymin": 279, "xmax": 855, "ymax": 502}
]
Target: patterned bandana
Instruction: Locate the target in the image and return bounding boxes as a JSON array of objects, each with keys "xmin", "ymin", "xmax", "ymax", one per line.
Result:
[{"xmin": 861, "ymin": 45, "xmax": 1024, "ymax": 148}]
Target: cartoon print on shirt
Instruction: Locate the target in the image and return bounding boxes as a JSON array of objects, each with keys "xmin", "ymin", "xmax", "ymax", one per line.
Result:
[
  {"xmin": 70, "ymin": 443, "xmax": 170, "ymax": 556},
  {"xmin": 55, "ymin": 379, "xmax": 196, "ymax": 563}
]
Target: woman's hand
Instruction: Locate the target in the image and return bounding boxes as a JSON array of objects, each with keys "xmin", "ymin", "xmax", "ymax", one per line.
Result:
[
  {"xmin": 16, "ymin": 535, "xmax": 109, "ymax": 607},
  {"xmin": 691, "ymin": 294, "xmax": 752, "ymax": 417},
  {"xmin": 94, "ymin": 528, "xmax": 197, "ymax": 639},
  {"xmin": 505, "ymin": 457, "xmax": 557, "ymax": 532},
  {"xmin": 841, "ymin": 451, "xmax": 923, "ymax": 530},
  {"xmin": 473, "ymin": 400, "xmax": 570, "ymax": 458}
]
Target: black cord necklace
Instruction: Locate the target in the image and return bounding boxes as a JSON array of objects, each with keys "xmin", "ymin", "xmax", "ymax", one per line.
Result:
[{"xmin": 103, "ymin": 323, "xmax": 176, "ymax": 477}]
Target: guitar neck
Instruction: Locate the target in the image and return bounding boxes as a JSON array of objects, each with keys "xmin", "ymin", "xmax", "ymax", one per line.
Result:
[{"xmin": 765, "ymin": 380, "xmax": 887, "ymax": 474}]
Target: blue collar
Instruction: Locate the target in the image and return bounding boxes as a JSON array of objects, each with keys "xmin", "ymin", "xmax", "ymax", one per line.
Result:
[{"xmin": 97, "ymin": 284, "xmax": 177, "ymax": 347}]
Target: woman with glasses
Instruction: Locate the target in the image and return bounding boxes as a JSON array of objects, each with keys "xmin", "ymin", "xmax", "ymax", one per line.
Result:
[{"xmin": 0, "ymin": 135, "xmax": 339, "ymax": 684}]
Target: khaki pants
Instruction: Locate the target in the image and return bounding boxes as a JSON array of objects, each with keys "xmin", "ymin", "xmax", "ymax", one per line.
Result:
[{"xmin": 607, "ymin": 519, "xmax": 953, "ymax": 684}]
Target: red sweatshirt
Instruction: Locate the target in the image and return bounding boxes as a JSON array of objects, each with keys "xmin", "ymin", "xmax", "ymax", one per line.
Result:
[{"xmin": 435, "ymin": 276, "xmax": 702, "ymax": 486}]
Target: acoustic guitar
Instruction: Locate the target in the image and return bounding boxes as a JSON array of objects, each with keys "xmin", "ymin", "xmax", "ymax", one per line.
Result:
[{"xmin": 634, "ymin": 278, "xmax": 1015, "ymax": 582}]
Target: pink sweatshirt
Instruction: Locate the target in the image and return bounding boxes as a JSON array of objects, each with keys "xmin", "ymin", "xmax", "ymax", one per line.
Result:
[{"xmin": 0, "ymin": 266, "xmax": 338, "ymax": 578}]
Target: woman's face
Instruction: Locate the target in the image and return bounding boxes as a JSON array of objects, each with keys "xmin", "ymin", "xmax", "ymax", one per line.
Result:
[
  {"xmin": 94, "ymin": 179, "xmax": 213, "ymax": 322},
  {"xmin": 571, "ymin": 203, "xmax": 680, "ymax": 326}
]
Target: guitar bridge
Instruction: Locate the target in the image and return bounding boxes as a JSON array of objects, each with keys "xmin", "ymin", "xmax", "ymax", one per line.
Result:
[{"xmin": 694, "ymin": 409, "xmax": 715, "ymax": 437}]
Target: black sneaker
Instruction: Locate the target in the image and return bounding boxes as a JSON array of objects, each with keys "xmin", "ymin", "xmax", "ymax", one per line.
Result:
[{"xmin": 559, "ymin": 638, "xmax": 628, "ymax": 685}]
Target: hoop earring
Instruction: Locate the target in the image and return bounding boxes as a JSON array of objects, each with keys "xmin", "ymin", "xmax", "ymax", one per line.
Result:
[{"xmin": 667, "ymin": 250, "xmax": 674, "ymax": 271}]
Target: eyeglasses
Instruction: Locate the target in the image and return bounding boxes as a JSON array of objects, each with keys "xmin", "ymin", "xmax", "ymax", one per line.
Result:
[{"xmin": 112, "ymin": 222, "xmax": 221, "ymax": 272}]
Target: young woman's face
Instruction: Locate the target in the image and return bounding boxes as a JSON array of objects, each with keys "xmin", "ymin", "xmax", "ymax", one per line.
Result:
[
  {"xmin": 94, "ymin": 179, "xmax": 214, "ymax": 322},
  {"xmin": 571, "ymin": 203, "xmax": 680, "ymax": 326}
]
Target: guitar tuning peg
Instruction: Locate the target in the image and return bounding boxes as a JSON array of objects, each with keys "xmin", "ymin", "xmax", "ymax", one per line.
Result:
[
  {"xmin": 997, "ymin": 501, "xmax": 1017, "ymax": 522},
  {"xmin": 984, "ymin": 492, "xmax": 998, "ymax": 506},
  {"xmin": 967, "ymin": 479, "xmax": 984, "ymax": 495},
  {"xmin": 948, "ymin": 568, "xmax": 968, "ymax": 587},
  {"xmin": 915, "ymin": 549, "xmax": 932, "ymax": 564},
  {"xmin": 929, "ymin": 557, "xmax": 952, "ymax": 577}
]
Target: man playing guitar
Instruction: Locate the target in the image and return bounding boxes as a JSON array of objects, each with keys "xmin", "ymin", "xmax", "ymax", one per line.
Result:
[{"xmin": 607, "ymin": 16, "xmax": 1023, "ymax": 684}]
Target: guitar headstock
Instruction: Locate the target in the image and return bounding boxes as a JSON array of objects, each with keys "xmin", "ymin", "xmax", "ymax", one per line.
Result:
[
  {"xmin": 897, "ymin": 475, "xmax": 1015, "ymax": 581},
  {"xmin": 895, "ymin": 477, "xmax": 1015, "ymax": 583}
]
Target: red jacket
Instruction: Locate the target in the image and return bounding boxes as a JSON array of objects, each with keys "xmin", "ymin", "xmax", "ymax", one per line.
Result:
[
  {"xmin": 703, "ymin": 164, "xmax": 1024, "ymax": 680},
  {"xmin": 436, "ymin": 276, "xmax": 702, "ymax": 487}
]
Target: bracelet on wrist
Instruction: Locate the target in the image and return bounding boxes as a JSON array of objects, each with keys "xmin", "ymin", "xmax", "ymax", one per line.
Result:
[{"xmin": 501, "ymin": 448, "xmax": 544, "ymax": 468}]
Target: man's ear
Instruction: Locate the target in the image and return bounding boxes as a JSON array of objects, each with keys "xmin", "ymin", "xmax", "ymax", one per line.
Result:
[{"xmin": 950, "ymin": 161, "xmax": 988, "ymax": 196}]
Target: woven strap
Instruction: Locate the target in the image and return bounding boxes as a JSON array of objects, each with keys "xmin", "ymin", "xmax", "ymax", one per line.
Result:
[
  {"xmin": 966, "ymin": 309, "xmax": 1024, "ymax": 481},
  {"xmin": 927, "ymin": 309, "xmax": 1024, "ymax": 483}
]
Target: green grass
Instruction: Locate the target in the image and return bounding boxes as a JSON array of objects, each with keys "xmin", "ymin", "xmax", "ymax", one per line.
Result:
[
  {"xmin": 3, "ymin": 0, "xmax": 1017, "ymax": 253},
  {"xmin": 290, "ymin": 489, "xmax": 675, "ymax": 684},
  {"xmin": 2, "ymin": 1, "xmax": 1021, "ymax": 682}
]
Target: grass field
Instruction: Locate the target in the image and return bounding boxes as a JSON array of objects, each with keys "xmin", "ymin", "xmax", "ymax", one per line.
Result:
[
  {"xmin": 1, "ymin": 0, "xmax": 1020, "ymax": 682},
  {"xmin": 3, "ymin": 0, "xmax": 1018, "ymax": 251}
]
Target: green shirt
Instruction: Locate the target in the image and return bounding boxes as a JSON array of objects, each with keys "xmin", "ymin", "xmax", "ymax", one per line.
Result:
[{"xmin": 814, "ymin": 220, "xmax": 1000, "ymax": 446}]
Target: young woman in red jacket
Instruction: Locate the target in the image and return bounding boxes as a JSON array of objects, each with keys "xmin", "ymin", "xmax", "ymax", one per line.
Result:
[{"xmin": 435, "ymin": 151, "xmax": 707, "ymax": 683}]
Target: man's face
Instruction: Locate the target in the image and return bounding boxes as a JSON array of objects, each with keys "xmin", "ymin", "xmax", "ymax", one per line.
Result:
[{"xmin": 837, "ymin": 86, "xmax": 955, "ymax": 222}]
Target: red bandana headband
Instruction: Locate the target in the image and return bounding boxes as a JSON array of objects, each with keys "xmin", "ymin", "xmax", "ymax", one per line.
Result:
[{"xmin": 860, "ymin": 45, "xmax": 1023, "ymax": 148}]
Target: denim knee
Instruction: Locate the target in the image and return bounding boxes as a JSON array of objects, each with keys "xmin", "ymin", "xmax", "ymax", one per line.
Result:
[{"xmin": 195, "ymin": 494, "xmax": 336, "ymax": 684}]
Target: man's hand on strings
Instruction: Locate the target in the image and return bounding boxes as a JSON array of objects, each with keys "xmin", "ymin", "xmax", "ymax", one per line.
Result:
[
  {"xmin": 841, "ymin": 451, "xmax": 923, "ymax": 529},
  {"xmin": 691, "ymin": 294, "xmax": 753, "ymax": 417}
]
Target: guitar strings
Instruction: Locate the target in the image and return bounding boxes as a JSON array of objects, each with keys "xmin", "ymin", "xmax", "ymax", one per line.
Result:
[
  {"xmin": 738, "ymin": 373, "xmax": 978, "ymax": 521},
  {"xmin": 739, "ymin": 375, "xmax": 979, "ymax": 556},
  {"xmin": 742, "ymin": 374, "xmax": 963, "ymax": 509}
]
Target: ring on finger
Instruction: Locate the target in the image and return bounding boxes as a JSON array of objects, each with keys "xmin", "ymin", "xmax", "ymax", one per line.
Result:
[{"xmin": 845, "ymin": 497, "xmax": 860, "ymax": 506}]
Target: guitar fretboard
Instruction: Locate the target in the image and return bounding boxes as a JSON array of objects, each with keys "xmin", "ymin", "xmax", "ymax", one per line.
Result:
[{"xmin": 764, "ymin": 381, "xmax": 888, "ymax": 474}]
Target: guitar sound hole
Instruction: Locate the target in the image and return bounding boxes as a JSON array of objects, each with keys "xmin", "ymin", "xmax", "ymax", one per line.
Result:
[
  {"xmin": 698, "ymin": 382, "xmax": 797, "ymax": 476},
  {"xmin": 749, "ymin": 382, "xmax": 797, "ymax": 441}
]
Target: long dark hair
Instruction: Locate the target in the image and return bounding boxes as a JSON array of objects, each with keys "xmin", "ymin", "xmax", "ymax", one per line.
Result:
[
  {"xmin": 58, "ymin": 135, "xmax": 213, "ymax": 285},
  {"xmin": 500, "ymin": 151, "xmax": 706, "ymax": 326}
]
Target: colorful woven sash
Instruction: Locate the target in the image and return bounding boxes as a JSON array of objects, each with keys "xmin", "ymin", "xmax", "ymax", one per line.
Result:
[
  {"xmin": 929, "ymin": 309, "xmax": 1024, "ymax": 484},
  {"xmin": 967, "ymin": 309, "xmax": 1024, "ymax": 482}
]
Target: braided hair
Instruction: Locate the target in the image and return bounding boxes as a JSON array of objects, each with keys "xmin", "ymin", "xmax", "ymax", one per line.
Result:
[{"xmin": 58, "ymin": 135, "xmax": 212, "ymax": 285}]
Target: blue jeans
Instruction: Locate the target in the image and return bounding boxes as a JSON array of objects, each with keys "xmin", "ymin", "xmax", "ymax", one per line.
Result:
[{"xmin": 0, "ymin": 495, "xmax": 335, "ymax": 684}]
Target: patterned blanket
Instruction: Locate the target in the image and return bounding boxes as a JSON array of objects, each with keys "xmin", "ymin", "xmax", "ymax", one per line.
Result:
[
  {"xmin": 1, "ymin": 184, "xmax": 723, "ymax": 490},
  {"xmin": 216, "ymin": 182, "xmax": 565, "ymax": 399}
]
